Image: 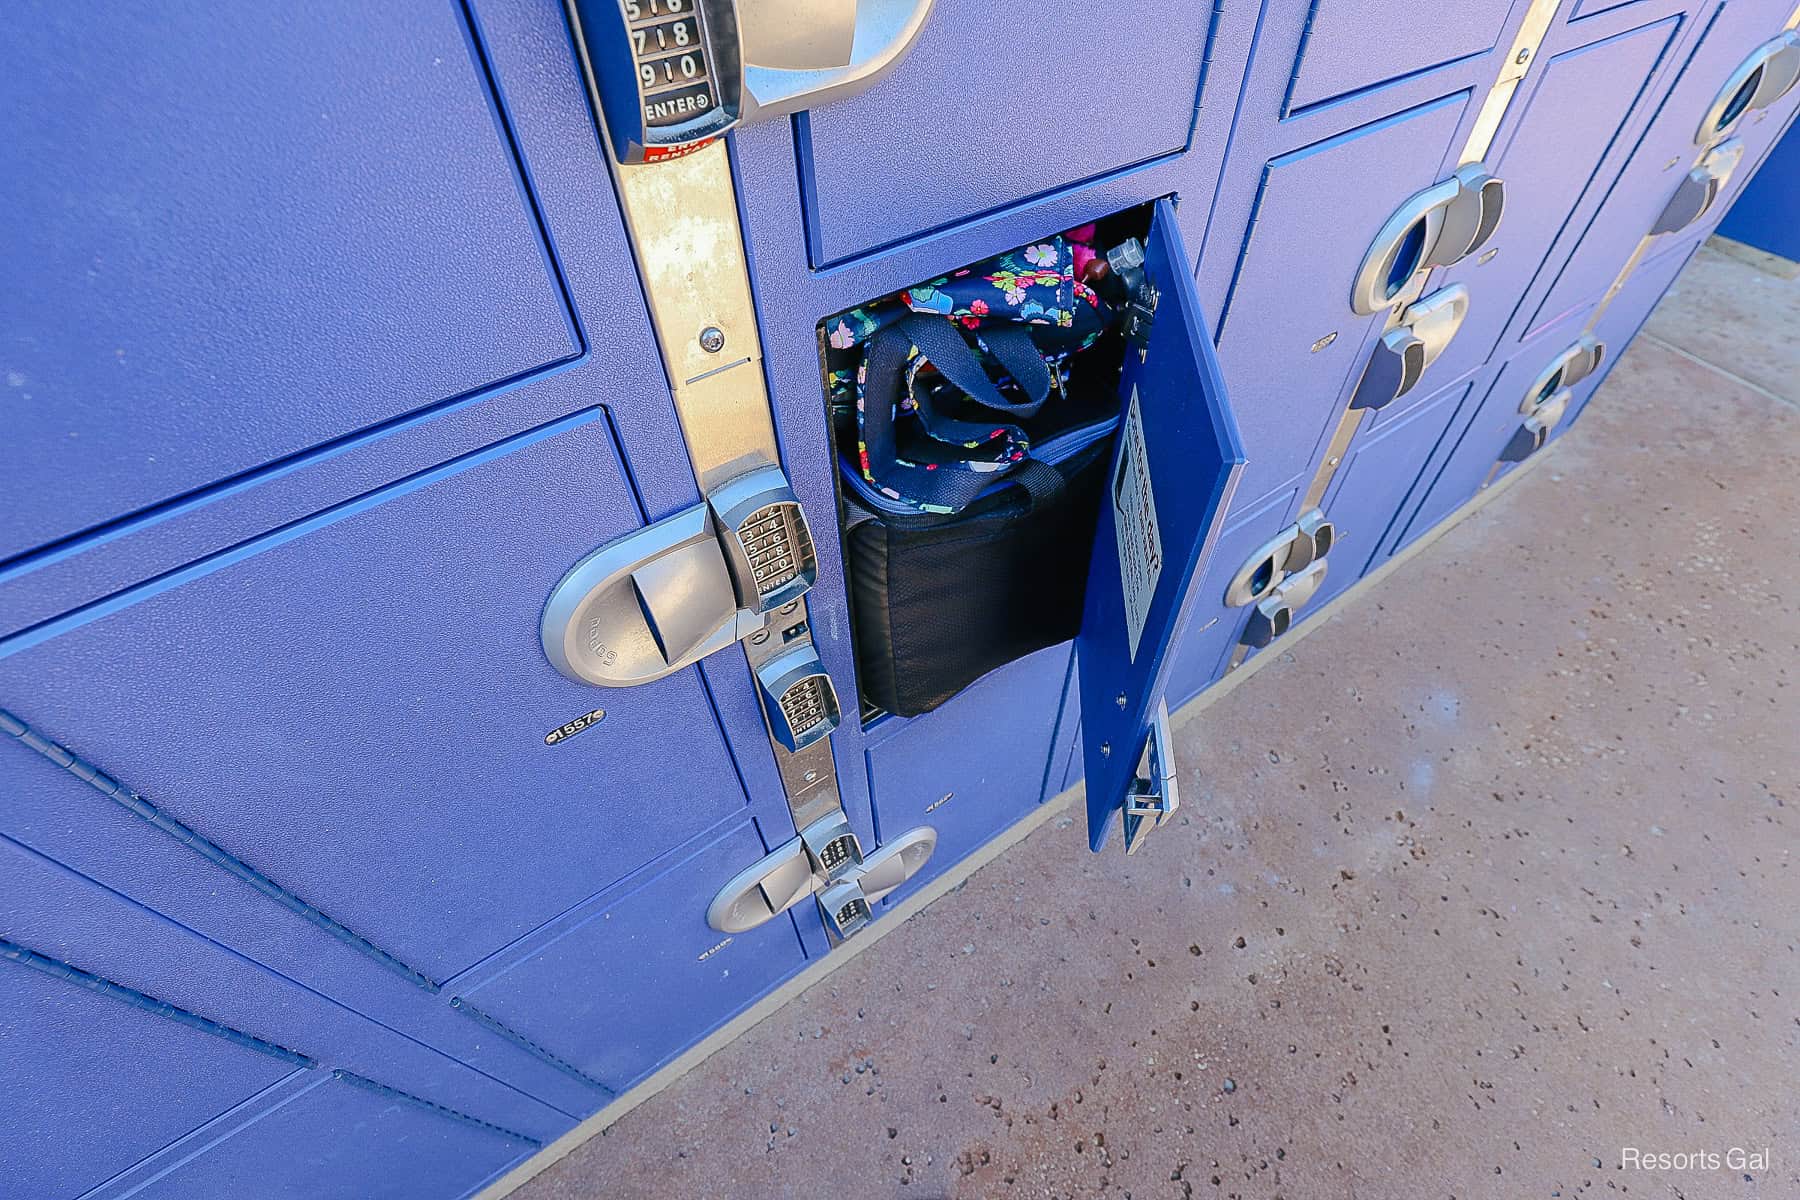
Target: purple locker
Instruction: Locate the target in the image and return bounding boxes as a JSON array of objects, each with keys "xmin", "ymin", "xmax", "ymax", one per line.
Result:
[
  {"xmin": 861, "ymin": 645, "xmax": 1074, "ymax": 898},
  {"xmin": 1284, "ymin": 0, "xmax": 1518, "ymax": 114},
  {"xmin": 1396, "ymin": 238, "xmax": 1700, "ymax": 549},
  {"xmin": 1530, "ymin": 0, "xmax": 1800, "ymax": 334},
  {"xmin": 450, "ymin": 820, "xmax": 808, "ymax": 1094},
  {"xmin": 1303, "ymin": 375, "xmax": 1483, "ymax": 615},
  {"xmin": 116, "ymin": 1074, "xmax": 537, "ymax": 1200},
  {"xmin": 0, "ymin": 3, "xmax": 580, "ymax": 565},
  {"xmin": 1424, "ymin": 13, "xmax": 1688, "ymax": 384},
  {"xmin": 796, "ymin": 0, "xmax": 1220, "ymax": 264},
  {"xmin": 0, "ymin": 835, "xmax": 572, "ymax": 1199}
]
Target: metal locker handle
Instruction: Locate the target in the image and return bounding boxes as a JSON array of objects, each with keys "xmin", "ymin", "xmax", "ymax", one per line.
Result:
[
  {"xmin": 1697, "ymin": 32, "xmax": 1800, "ymax": 147},
  {"xmin": 1520, "ymin": 336, "xmax": 1605, "ymax": 416},
  {"xmin": 1652, "ymin": 138, "xmax": 1745, "ymax": 235},
  {"xmin": 707, "ymin": 822, "xmax": 936, "ymax": 935},
  {"xmin": 1239, "ymin": 558, "xmax": 1328, "ymax": 649},
  {"xmin": 541, "ymin": 464, "xmax": 817, "ymax": 687},
  {"xmin": 738, "ymin": 0, "xmax": 936, "ymax": 122},
  {"xmin": 1224, "ymin": 508, "xmax": 1334, "ymax": 607},
  {"xmin": 1350, "ymin": 166, "xmax": 1503, "ymax": 315}
]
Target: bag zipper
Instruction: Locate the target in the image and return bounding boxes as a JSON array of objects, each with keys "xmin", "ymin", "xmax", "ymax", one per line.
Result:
[{"xmin": 839, "ymin": 414, "xmax": 1121, "ymax": 517}]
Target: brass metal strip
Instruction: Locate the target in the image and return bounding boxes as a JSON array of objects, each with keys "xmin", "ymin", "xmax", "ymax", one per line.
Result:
[
  {"xmin": 1292, "ymin": 1, "xmax": 1560, "ymax": 549},
  {"xmin": 1460, "ymin": 0, "xmax": 1565, "ymax": 166},
  {"xmin": 1583, "ymin": 3, "xmax": 1800, "ymax": 334},
  {"xmin": 570, "ymin": 31, "xmax": 851, "ymax": 854}
]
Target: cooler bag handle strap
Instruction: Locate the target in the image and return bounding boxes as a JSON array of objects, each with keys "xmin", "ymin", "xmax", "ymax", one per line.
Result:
[{"xmin": 900, "ymin": 314, "xmax": 1053, "ymax": 420}]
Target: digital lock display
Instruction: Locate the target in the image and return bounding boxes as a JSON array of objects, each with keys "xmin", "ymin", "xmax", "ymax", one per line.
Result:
[{"xmin": 568, "ymin": 0, "xmax": 742, "ymax": 163}]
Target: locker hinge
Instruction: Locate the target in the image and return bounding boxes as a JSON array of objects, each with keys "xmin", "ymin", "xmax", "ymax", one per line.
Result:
[
  {"xmin": 1121, "ymin": 701, "xmax": 1178, "ymax": 855},
  {"xmin": 707, "ymin": 813, "xmax": 937, "ymax": 940}
]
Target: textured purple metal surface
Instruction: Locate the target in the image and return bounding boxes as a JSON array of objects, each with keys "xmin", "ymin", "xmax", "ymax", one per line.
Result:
[
  {"xmin": 1285, "ymin": 0, "xmax": 1513, "ymax": 113},
  {"xmin": 0, "ymin": 833, "xmax": 574, "ymax": 1196},
  {"xmin": 1304, "ymin": 376, "xmax": 1479, "ymax": 613},
  {"xmin": 0, "ymin": 942, "xmax": 297, "ymax": 1200},
  {"xmin": 1426, "ymin": 15, "xmax": 1684, "ymax": 385},
  {"xmin": 797, "ymin": 0, "xmax": 1216, "ymax": 264},
  {"xmin": 1530, "ymin": 0, "xmax": 1800, "ymax": 332},
  {"xmin": 0, "ymin": 2, "xmax": 578, "ymax": 565},
  {"xmin": 121, "ymin": 1075, "xmax": 537, "ymax": 1200},
  {"xmin": 457, "ymin": 820, "xmax": 810, "ymax": 1094},
  {"xmin": 1212, "ymin": 94, "xmax": 1470, "ymax": 511},
  {"xmin": 11, "ymin": 0, "xmax": 1800, "ymax": 1192},
  {"xmin": 863, "ymin": 644, "xmax": 1073, "ymax": 894},
  {"xmin": 0, "ymin": 418, "xmax": 749, "ymax": 984}
]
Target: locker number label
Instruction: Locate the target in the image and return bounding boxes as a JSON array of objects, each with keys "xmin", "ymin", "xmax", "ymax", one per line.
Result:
[{"xmin": 1113, "ymin": 386, "xmax": 1163, "ymax": 662}]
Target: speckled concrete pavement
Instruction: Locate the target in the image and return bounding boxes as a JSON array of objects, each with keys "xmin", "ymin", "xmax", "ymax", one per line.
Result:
[{"xmin": 513, "ymin": 242, "xmax": 1800, "ymax": 1200}]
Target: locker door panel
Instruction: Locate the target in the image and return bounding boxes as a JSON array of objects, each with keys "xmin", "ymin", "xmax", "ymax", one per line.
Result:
[
  {"xmin": 1286, "ymin": 0, "xmax": 1515, "ymax": 114},
  {"xmin": 0, "ymin": 951, "xmax": 298, "ymax": 1200},
  {"xmin": 455, "ymin": 821, "xmax": 808, "ymax": 1095},
  {"xmin": 862, "ymin": 645, "xmax": 1073, "ymax": 896},
  {"xmin": 0, "ymin": 834, "xmax": 573, "ymax": 1199},
  {"xmin": 0, "ymin": 416, "xmax": 752, "ymax": 987},
  {"xmin": 121, "ymin": 1075, "xmax": 537, "ymax": 1200},
  {"xmin": 1214, "ymin": 92, "xmax": 1470, "ymax": 511},
  {"xmin": 1554, "ymin": 241, "xmax": 1700, "ymax": 430},
  {"xmin": 1160, "ymin": 485, "xmax": 1301, "ymax": 711},
  {"xmin": 1303, "ymin": 377, "xmax": 1478, "ymax": 614},
  {"xmin": 1400, "ymin": 239, "xmax": 1692, "ymax": 549},
  {"xmin": 0, "ymin": 2, "xmax": 578, "ymax": 564},
  {"xmin": 797, "ymin": 0, "xmax": 1215, "ymax": 264},
  {"xmin": 1530, "ymin": 0, "xmax": 1799, "ymax": 333},
  {"xmin": 1427, "ymin": 16, "xmax": 1685, "ymax": 383}
]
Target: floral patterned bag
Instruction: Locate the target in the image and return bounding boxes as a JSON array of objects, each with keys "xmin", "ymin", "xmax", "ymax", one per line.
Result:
[{"xmin": 823, "ymin": 233, "xmax": 1116, "ymax": 514}]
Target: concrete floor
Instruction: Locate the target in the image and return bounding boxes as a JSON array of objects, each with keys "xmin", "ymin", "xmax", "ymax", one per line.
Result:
[{"xmin": 514, "ymin": 242, "xmax": 1800, "ymax": 1200}]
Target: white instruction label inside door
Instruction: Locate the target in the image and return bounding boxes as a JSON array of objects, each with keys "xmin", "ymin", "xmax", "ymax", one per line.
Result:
[{"xmin": 1113, "ymin": 385, "xmax": 1163, "ymax": 662}]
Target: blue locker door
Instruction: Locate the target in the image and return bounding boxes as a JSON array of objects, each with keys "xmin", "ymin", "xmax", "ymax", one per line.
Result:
[
  {"xmin": 1077, "ymin": 201, "xmax": 1243, "ymax": 848},
  {"xmin": 0, "ymin": 837, "xmax": 567, "ymax": 1200},
  {"xmin": 0, "ymin": 0, "xmax": 819, "ymax": 1178},
  {"xmin": 1423, "ymin": 12, "xmax": 1690, "ymax": 384},
  {"xmin": 1529, "ymin": 0, "xmax": 1800, "ymax": 333}
]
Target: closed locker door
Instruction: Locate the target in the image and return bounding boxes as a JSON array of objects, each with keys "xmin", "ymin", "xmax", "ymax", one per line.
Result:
[
  {"xmin": 1530, "ymin": 0, "xmax": 1800, "ymax": 334},
  {"xmin": 1423, "ymin": 11, "xmax": 1690, "ymax": 384},
  {"xmin": 1396, "ymin": 239, "xmax": 1699, "ymax": 549},
  {"xmin": 0, "ymin": 0, "xmax": 820, "ymax": 1166},
  {"xmin": 0, "ymin": 839, "xmax": 564, "ymax": 1200}
]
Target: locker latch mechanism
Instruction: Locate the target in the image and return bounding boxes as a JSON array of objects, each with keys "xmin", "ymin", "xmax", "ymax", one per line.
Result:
[
  {"xmin": 540, "ymin": 463, "xmax": 818, "ymax": 687},
  {"xmin": 1121, "ymin": 701, "xmax": 1178, "ymax": 855},
  {"xmin": 1499, "ymin": 335, "xmax": 1604, "ymax": 464},
  {"xmin": 707, "ymin": 814, "xmax": 937, "ymax": 937}
]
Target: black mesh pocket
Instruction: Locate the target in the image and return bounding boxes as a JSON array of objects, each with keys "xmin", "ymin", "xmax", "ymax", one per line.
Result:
[{"xmin": 846, "ymin": 441, "xmax": 1111, "ymax": 718}]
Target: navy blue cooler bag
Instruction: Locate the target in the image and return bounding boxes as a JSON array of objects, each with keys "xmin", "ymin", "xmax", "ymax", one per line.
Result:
[{"xmin": 824, "ymin": 231, "xmax": 1137, "ymax": 717}]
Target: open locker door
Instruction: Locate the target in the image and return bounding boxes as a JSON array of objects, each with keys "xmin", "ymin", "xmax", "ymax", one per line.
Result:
[{"xmin": 1076, "ymin": 198, "xmax": 1245, "ymax": 852}]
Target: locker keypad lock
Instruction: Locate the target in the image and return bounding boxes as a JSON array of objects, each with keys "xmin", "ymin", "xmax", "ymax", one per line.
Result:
[
  {"xmin": 1652, "ymin": 139, "xmax": 1745, "ymax": 236},
  {"xmin": 1226, "ymin": 508, "xmax": 1335, "ymax": 608},
  {"xmin": 1697, "ymin": 32, "xmax": 1800, "ymax": 147},
  {"xmin": 755, "ymin": 642, "xmax": 842, "ymax": 753},
  {"xmin": 569, "ymin": 0, "xmax": 935, "ymax": 163},
  {"xmin": 1351, "ymin": 164, "xmax": 1504, "ymax": 316},
  {"xmin": 541, "ymin": 464, "xmax": 818, "ymax": 686}
]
